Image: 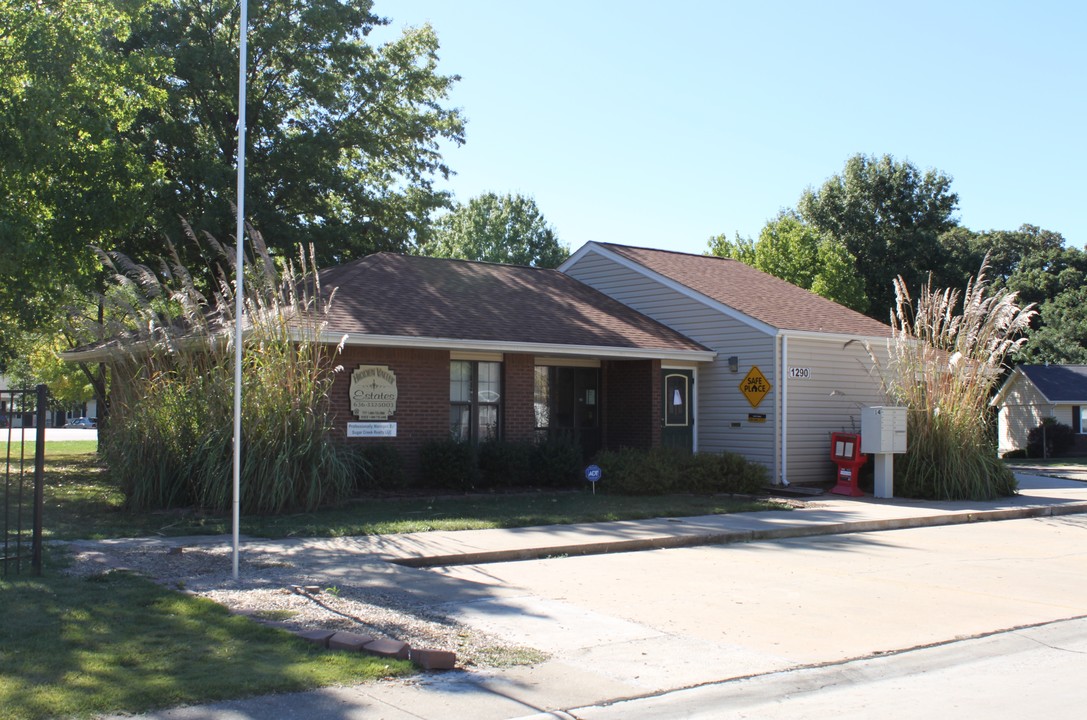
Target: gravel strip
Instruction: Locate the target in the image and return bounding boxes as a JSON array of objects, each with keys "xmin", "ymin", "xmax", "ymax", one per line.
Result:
[{"xmin": 61, "ymin": 541, "xmax": 548, "ymax": 669}]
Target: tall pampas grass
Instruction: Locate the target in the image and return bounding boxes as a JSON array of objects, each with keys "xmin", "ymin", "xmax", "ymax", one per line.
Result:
[
  {"xmin": 876, "ymin": 259, "xmax": 1035, "ymax": 499},
  {"xmin": 90, "ymin": 224, "xmax": 357, "ymax": 514}
]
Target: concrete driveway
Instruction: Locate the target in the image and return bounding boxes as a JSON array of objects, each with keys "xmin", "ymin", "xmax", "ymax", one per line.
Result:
[{"xmin": 425, "ymin": 514, "xmax": 1087, "ymax": 706}]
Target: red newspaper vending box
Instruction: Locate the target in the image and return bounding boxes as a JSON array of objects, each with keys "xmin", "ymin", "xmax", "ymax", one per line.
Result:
[{"xmin": 829, "ymin": 432, "xmax": 867, "ymax": 496}]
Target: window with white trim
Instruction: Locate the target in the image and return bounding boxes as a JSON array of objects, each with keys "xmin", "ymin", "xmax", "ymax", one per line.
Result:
[{"xmin": 450, "ymin": 360, "xmax": 501, "ymax": 443}]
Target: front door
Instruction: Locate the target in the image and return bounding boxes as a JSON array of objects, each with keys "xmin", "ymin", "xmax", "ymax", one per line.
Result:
[{"xmin": 661, "ymin": 369, "xmax": 694, "ymax": 452}]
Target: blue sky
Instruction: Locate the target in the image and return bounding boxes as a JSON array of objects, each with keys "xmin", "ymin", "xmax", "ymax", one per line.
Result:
[{"xmin": 376, "ymin": 1, "xmax": 1085, "ymax": 256}]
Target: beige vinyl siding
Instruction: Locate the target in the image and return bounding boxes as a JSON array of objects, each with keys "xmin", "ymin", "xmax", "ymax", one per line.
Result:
[
  {"xmin": 565, "ymin": 251, "xmax": 779, "ymax": 473},
  {"xmin": 782, "ymin": 336, "xmax": 888, "ymax": 484},
  {"xmin": 1052, "ymin": 405, "xmax": 1078, "ymax": 429},
  {"xmin": 997, "ymin": 376, "xmax": 1053, "ymax": 452}
]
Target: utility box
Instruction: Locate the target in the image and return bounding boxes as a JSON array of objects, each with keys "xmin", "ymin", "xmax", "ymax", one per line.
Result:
[
  {"xmin": 861, "ymin": 406, "xmax": 907, "ymax": 454},
  {"xmin": 829, "ymin": 431, "xmax": 867, "ymax": 497},
  {"xmin": 860, "ymin": 406, "xmax": 907, "ymax": 499}
]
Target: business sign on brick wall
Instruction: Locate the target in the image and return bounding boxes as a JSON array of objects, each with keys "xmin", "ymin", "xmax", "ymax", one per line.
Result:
[
  {"xmin": 347, "ymin": 422, "xmax": 397, "ymax": 437},
  {"xmin": 350, "ymin": 365, "xmax": 398, "ymax": 420}
]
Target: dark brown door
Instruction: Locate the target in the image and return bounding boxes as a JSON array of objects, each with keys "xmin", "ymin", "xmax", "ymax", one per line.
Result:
[{"xmin": 661, "ymin": 370, "xmax": 693, "ymax": 452}]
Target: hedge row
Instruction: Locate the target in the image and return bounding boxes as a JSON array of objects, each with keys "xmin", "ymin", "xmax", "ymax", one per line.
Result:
[
  {"xmin": 356, "ymin": 440, "xmax": 769, "ymax": 496},
  {"xmin": 593, "ymin": 447, "xmax": 769, "ymax": 495}
]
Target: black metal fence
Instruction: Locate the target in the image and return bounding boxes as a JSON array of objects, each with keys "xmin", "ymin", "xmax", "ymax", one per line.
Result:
[{"xmin": 2, "ymin": 385, "xmax": 46, "ymax": 576}]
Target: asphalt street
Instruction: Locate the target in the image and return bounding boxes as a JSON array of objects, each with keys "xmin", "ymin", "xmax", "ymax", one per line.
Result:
[{"xmin": 567, "ymin": 615, "xmax": 1087, "ymax": 719}]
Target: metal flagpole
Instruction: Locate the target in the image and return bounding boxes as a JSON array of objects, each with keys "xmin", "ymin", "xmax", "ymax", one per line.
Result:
[{"xmin": 232, "ymin": 0, "xmax": 248, "ymax": 581}]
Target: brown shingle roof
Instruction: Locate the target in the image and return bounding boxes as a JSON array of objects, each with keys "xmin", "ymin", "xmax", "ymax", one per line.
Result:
[
  {"xmin": 317, "ymin": 253, "xmax": 711, "ymax": 354},
  {"xmin": 594, "ymin": 243, "xmax": 894, "ymax": 338}
]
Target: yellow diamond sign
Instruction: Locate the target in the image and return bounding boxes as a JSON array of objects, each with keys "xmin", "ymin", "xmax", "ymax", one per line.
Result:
[{"xmin": 739, "ymin": 366, "xmax": 772, "ymax": 408}]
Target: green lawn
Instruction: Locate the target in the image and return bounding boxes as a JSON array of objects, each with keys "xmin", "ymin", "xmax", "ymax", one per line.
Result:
[{"xmin": 0, "ymin": 558, "xmax": 409, "ymax": 720}]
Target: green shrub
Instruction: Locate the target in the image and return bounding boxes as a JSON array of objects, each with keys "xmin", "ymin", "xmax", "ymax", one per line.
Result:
[
  {"xmin": 477, "ymin": 439, "xmax": 534, "ymax": 490},
  {"xmin": 594, "ymin": 447, "xmax": 768, "ymax": 495},
  {"xmin": 593, "ymin": 447, "xmax": 682, "ymax": 495},
  {"xmin": 1026, "ymin": 419, "xmax": 1076, "ymax": 459},
  {"xmin": 419, "ymin": 438, "xmax": 478, "ymax": 491},
  {"xmin": 353, "ymin": 444, "xmax": 405, "ymax": 492},
  {"xmin": 686, "ymin": 451, "xmax": 769, "ymax": 494},
  {"xmin": 531, "ymin": 433, "xmax": 583, "ymax": 488}
]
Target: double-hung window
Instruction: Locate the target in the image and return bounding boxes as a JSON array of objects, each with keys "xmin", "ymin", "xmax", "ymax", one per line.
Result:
[{"xmin": 450, "ymin": 360, "xmax": 501, "ymax": 443}]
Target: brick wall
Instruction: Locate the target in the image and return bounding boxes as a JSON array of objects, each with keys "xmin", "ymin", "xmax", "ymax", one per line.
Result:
[
  {"xmin": 602, "ymin": 359, "xmax": 661, "ymax": 449},
  {"xmin": 503, "ymin": 353, "xmax": 536, "ymax": 443},
  {"xmin": 330, "ymin": 347, "xmax": 542, "ymax": 480},
  {"xmin": 330, "ymin": 346, "xmax": 449, "ymax": 479}
]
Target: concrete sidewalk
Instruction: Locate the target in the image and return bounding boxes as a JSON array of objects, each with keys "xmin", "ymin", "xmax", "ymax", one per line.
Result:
[
  {"xmin": 102, "ymin": 472, "xmax": 1087, "ymax": 720},
  {"xmin": 372, "ymin": 472, "xmax": 1087, "ymax": 567}
]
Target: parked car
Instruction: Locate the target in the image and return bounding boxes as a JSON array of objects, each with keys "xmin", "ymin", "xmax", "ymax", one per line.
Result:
[{"xmin": 64, "ymin": 417, "xmax": 96, "ymax": 429}]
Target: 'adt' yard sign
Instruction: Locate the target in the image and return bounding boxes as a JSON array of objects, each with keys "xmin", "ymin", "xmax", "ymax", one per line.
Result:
[{"xmin": 585, "ymin": 464, "xmax": 602, "ymax": 494}]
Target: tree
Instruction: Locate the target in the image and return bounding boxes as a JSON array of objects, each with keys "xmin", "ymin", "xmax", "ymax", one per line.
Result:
[
  {"xmin": 706, "ymin": 232, "xmax": 756, "ymax": 265},
  {"xmin": 0, "ymin": 0, "xmax": 465, "ymax": 361},
  {"xmin": 938, "ymin": 224, "xmax": 1073, "ymax": 295},
  {"xmin": 937, "ymin": 224, "xmax": 1087, "ymax": 364},
  {"xmin": 0, "ymin": 0, "xmax": 166, "ymax": 365},
  {"xmin": 422, "ymin": 193, "xmax": 568, "ymax": 267},
  {"xmin": 1017, "ymin": 285, "xmax": 1087, "ymax": 364},
  {"xmin": 124, "ymin": 0, "xmax": 465, "ymax": 267},
  {"xmin": 798, "ymin": 154, "xmax": 958, "ymax": 321},
  {"xmin": 4, "ymin": 332, "xmax": 95, "ymax": 410},
  {"xmin": 706, "ymin": 212, "xmax": 868, "ymax": 312}
]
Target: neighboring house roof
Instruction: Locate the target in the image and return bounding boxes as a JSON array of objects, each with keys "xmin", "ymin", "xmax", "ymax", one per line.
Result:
[
  {"xmin": 316, "ymin": 252, "xmax": 714, "ymax": 360},
  {"xmin": 572, "ymin": 243, "xmax": 894, "ymax": 339},
  {"xmin": 995, "ymin": 365, "xmax": 1087, "ymax": 405}
]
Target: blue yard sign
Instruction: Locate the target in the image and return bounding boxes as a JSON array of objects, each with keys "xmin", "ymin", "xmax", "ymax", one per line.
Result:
[{"xmin": 584, "ymin": 464, "xmax": 602, "ymax": 495}]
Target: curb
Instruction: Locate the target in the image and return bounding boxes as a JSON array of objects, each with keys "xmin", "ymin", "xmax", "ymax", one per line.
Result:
[{"xmin": 391, "ymin": 502, "xmax": 1087, "ymax": 568}]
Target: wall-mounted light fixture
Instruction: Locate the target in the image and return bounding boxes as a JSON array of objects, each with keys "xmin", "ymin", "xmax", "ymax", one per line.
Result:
[{"xmin": 728, "ymin": 356, "xmax": 739, "ymax": 372}]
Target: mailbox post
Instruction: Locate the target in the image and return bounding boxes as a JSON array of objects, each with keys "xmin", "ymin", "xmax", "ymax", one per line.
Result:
[
  {"xmin": 860, "ymin": 407, "xmax": 908, "ymax": 498},
  {"xmin": 829, "ymin": 432, "xmax": 866, "ymax": 496}
]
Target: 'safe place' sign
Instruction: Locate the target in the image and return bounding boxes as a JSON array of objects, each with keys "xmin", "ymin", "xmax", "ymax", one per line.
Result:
[{"xmin": 350, "ymin": 365, "xmax": 398, "ymax": 420}]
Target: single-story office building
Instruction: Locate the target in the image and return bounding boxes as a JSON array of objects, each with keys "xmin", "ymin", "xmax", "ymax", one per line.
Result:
[{"xmin": 316, "ymin": 243, "xmax": 894, "ymax": 485}]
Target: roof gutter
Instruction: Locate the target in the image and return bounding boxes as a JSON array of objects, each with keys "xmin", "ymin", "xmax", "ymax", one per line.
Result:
[
  {"xmin": 61, "ymin": 329, "xmax": 717, "ymax": 365},
  {"xmin": 319, "ymin": 331, "xmax": 718, "ymax": 363}
]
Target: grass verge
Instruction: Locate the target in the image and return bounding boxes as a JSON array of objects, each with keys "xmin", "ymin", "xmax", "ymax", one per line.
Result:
[
  {"xmin": 0, "ymin": 554, "xmax": 409, "ymax": 720},
  {"xmin": 1004, "ymin": 457, "xmax": 1087, "ymax": 469},
  {"xmin": 36, "ymin": 443, "xmax": 787, "ymax": 541}
]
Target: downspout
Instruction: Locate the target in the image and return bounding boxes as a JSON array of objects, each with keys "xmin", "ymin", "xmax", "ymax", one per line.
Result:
[{"xmin": 780, "ymin": 334, "xmax": 789, "ymax": 486}]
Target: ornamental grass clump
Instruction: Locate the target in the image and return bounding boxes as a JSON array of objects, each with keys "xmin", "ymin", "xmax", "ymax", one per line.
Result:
[
  {"xmin": 877, "ymin": 260, "xmax": 1035, "ymax": 500},
  {"xmin": 92, "ymin": 225, "xmax": 356, "ymax": 514}
]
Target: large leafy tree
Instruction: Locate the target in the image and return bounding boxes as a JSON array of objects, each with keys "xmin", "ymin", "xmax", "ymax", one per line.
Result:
[
  {"xmin": 1019, "ymin": 286, "xmax": 1087, "ymax": 364},
  {"xmin": 937, "ymin": 224, "xmax": 1072, "ymax": 294},
  {"xmin": 422, "ymin": 192, "xmax": 568, "ymax": 267},
  {"xmin": 937, "ymin": 224, "xmax": 1087, "ymax": 364},
  {"xmin": 707, "ymin": 212, "xmax": 868, "ymax": 312},
  {"xmin": 798, "ymin": 154, "xmax": 958, "ymax": 321},
  {"xmin": 0, "ymin": 0, "xmax": 166, "ymax": 367},
  {"xmin": 0, "ymin": 0, "xmax": 464, "ymax": 365},
  {"xmin": 125, "ymin": 0, "xmax": 465, "ymax": 268}
]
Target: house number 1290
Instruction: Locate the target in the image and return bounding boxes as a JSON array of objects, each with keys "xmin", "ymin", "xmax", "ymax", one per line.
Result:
[{"xmin": 789, "ymin": 367, "xmax": 811, "ymax": 379}]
